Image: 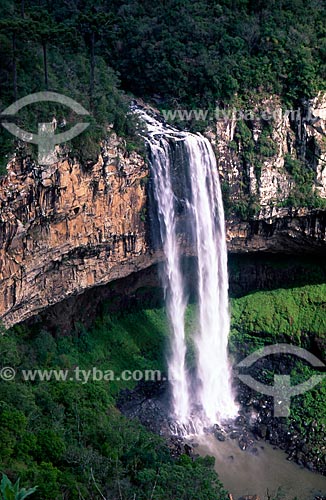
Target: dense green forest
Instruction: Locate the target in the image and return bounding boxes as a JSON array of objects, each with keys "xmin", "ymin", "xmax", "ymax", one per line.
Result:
[
  {"xmin": 0, "ymin": 284, "xmax": 325, "ymax": 498},
  {"xmin": 0, "ymin": 310, "xmax": 228, "ymax": 500},
  {"xmin": 0, "ymin": 0, "xmax": 326, "ymax": 164},
  {"xmin": 1, "ymin": 0, "xmax": 325, "ymax": 108}
]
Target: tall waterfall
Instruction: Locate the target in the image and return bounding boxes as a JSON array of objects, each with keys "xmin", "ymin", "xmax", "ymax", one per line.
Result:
[
  {"xmin": 148, "ymin": 136, "xmax": 190, "ymax": 424},
  {"xmin": 137, "ymin": 108, "xmax": 237, "ymax": 430},
  {"xmin": 185, "ymin": 136, "xmax": 238, "ymax": 424}
]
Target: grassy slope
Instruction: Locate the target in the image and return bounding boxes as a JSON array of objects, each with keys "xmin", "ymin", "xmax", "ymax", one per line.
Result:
[
  {"xmin": 230, "ymin": 283, "xmax": 326, "ymax": 357},
  {"xmin": 229, "ymin": 284, "xmax": 326, "ymax": 466}
]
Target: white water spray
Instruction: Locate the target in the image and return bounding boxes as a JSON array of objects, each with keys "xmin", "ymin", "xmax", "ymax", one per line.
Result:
[
  {"xmin": 185, "ymin": 136, "xmax": 238, "ymax": 424},
  {"xmin": 148, "ymin": 137, "xmax": 190, "ymax": 424},
  {"xmin": 137, "ymin": 108, "xmax": 237, "ymax": 431}
]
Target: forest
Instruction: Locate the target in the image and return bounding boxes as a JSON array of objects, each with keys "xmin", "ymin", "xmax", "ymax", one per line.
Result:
[{"xmin": 0, "ymin": 0, "xmax": 326, "ymax": 165}]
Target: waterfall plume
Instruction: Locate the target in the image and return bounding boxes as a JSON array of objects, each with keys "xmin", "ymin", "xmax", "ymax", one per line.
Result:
[
  {"xmin": 185, "ymin": 135, "xmax": 238, "ymax": 424},
  {"xmin": 136, "ymin": 108, "xmax": 238, "ymax": 432}
]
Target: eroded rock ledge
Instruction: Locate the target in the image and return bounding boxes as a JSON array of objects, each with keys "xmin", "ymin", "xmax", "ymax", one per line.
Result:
[{"xmin": 227, "ymin": 208, "xmax": 326, "ymax": 254}]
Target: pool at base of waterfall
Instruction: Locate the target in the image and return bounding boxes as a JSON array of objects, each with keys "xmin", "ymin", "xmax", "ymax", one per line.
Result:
[{"xmin": 195, "ymin": 434, "xmax": 326, "ymax": 500}]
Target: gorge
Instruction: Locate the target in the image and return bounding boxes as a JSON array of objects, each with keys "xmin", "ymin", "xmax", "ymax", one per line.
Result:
[
  {"xmin": 1, "ymin": 95, "xmax": 326, "ymax": 329},
  {"xmin": 1, "ymin": 101, "xmax": 326, "ymax": 499}
]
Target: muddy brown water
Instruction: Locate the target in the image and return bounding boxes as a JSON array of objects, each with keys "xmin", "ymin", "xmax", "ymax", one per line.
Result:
[{"xmin": 194, "ymin": 434, "xmax": 326, "ymax": 500}]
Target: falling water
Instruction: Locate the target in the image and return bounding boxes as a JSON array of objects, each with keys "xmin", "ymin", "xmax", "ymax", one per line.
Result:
[
  {"xmin": 185, "ymin": 136, "xmax": 238, "ymax": 424},
  {"xmin": 136, "ymin": 108, "xmax": 237, "ymax": 431},
  {"xmin": 137, "ymin": 111, "xmax": 191, "ymax": 424},
  {"xmin": 148, "ymin": 137, "xmax": 190, "ymax": 424}
]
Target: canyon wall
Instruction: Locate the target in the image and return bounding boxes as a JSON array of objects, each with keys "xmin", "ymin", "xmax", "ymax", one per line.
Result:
[
  {"xmin": 0, "ymin": 135, "xmax": 153, "ymax": 327},
  {"xmin": 214, "ymin": 93, "xmax": 326, "ymax": 251},
  {"xmin": 1, "ymin": 95, "xmax": 326, "ymax": 328}
]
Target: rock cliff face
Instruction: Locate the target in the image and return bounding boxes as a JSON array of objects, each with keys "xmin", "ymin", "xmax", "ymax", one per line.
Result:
[
  {"xmin": 0, "ymin": 135, "xmax": 153, "ymax": 327},
  {"xmin": 213, "ymin": 93, "xmax": 326, "ymax": 252},
  {"xmin": 213, "ymin": 93, "xmax": 326, "ymax": 210},
  {"xmin": 1, "ymin": 95, "xmax": 326, "ymax": 328}
]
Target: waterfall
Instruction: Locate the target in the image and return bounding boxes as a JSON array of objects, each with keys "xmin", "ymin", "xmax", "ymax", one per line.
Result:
[
  {"xmin": 148, "ymin": 137, "xmax": 190, "ymax": 425},
  {"xmin": 136, "ymin": 108, "xmax": 237, "ymax": 431},
  {"xmin": 185, "ymin": 136, "xmax": 238, "ymax": 424}
]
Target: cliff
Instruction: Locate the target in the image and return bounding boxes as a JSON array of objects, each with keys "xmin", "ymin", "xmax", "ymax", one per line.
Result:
[
  {"xmin": 0, "ymin": 135, "xmax": 152, "ymax": 327},
  {"xmin": 214, "ymin": 93, "xmax": 326, "ymax": 252},
  {"xmin": 1, "ymin": 95, "xmax": 326, "ymax": 328}
]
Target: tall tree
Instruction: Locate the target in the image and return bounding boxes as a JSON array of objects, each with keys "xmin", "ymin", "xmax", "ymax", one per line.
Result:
[
  {"xmin": 0, "ymin": 18, "xmax": 29, "ymax": 99},
  {"xmin": 30, "ymin": 12, "xmax": 75, "ymax": 89},
  {"xmin": 78, "ymin": 10, "xmax": 114, "ymax": 110}
]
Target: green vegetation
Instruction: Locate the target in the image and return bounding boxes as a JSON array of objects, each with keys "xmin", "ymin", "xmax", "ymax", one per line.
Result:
[
  {"xmin": 0, "ymin": 0, "xmax": 325, "ymax": 215},
  {"xmin": 281, "ymin": 153, "xmax": 326, "ymax": 208},
  {"xmin": 230, "ymin": 283, "xmax": 326, "ymax": 354},
  {"xmin": 0, "ymin": 308, "xmax": 227, "ymax": 500},
  {"xmin": 1, "ymin": 0, "xmax": 325, "ymax": 165},
  {"xmin": 223, "ymin": 121, "xmax": 326, "ymax": 216},
  {"xmin": 1, "ymin": 280, "xmax": 326, "ymax": 496},
  {"xmin": 223, "ymin": 120, "xmax": 281, "ymax": 219},
  {"xmin": 229, "ymin": 283, "xmax": 326, "ymax": 466},
  {"xmin": 106, "ymin": 0, "xmax": 325, "ymax": 109},
  {"xmin": 0, "ymin": 1, "xmax": 141, "ymax": 168},
  {"xmin": 229, "ymin": 195, "xmax": 261, "ymax": 221},
  {"xmin": 0, "ymin": 473, "xmax": 37, "ymax": 500}
]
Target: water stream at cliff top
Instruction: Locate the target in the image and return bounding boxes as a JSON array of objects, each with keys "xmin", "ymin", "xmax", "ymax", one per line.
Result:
[{"xmin": 136, "ymin": 109, "xmax": 237, "ymax": 431}]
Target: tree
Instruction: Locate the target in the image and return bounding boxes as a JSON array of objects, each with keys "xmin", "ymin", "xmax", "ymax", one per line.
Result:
[
  {"xmin": 29, "ymin": 12, "xmax": 75, "ymax": 89},
  {"xmin": 0, "ymin": 19, "xmax": 29, "ymax": 99},
  {"xmin": 78, "ymin": 10, "xmax": 114, "ymax": 110},
  {"xmin": 21, "ymin": 0, "xmax": 25, "ymax": 19},
  {"xmin": 33, "ymin": 22, "xmax": 65, "ymax": 89}
]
